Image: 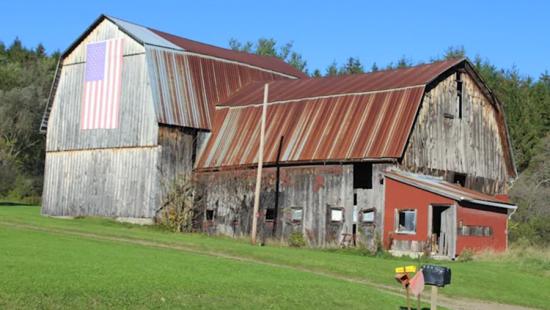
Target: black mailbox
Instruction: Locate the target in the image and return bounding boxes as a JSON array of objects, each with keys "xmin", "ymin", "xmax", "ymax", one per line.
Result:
[{"xmin": 422, "ymin": 264, "xmax": 451, "ymax": 287}]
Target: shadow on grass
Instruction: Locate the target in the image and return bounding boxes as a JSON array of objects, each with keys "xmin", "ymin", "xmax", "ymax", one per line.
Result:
[{"xmin": 0, "ymin": 202, "xmax": 33, "ymax": 206}]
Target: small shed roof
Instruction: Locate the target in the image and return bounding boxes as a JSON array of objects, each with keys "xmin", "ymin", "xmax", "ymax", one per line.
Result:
[{"xmin": 385, "ymin": 170, "xmax": 517, "ymax": 210}]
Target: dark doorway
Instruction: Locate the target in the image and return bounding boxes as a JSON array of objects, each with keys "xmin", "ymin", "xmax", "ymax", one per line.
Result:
[
  {"xmin": 431, "ymin": 205, "xmax": 450, "ymax": 254},
  {"xmin": 353, "ymin": 163, "xmax": 372, "ymax": 189}
]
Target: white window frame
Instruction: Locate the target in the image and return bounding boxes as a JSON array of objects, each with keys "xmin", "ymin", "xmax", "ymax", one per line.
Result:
[
  {"xmin": 330, "ymin": 208, "xmax": 343, "ymax": 222},
  {"xmin": 395, "ymin": 209, "xmax": 417, "ymax": 234},
  {"xmin": 361, "ymin": 209, "xmax": 375, "ymax": 223},
  {"xmin": 291, "ymin": 208, "xmax": 303, "ymax": 222}
]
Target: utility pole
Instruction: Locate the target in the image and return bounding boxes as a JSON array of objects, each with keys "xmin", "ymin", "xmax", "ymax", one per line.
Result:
[{"xmin": 251, "ymin": 83, "xmax": 269, "ymax": 245}]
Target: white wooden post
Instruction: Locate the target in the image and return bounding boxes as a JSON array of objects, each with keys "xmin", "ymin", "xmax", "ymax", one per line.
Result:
[{"xmin": 251, "ymin": 83, "xmax": 269, "ymax": 245}]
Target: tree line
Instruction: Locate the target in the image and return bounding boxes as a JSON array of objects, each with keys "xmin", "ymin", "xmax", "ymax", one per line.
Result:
[{"xmin": 0, "ymin": 37, "xmax": 548, "ymax": 245}]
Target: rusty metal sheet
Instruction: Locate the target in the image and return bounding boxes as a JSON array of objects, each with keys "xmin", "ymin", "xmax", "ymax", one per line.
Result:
[
  {"xmin": 146, "ymin": 47, "xmax": 291, "ymax": 129},
  {"xmin": 150, "ymin": 28, "xmax": 307, "ymax": 79},
  {"xmin": 385, "ymin": 170, "xmax": 517, "ymax": 208},
  {"xmin": 196, "ymin": 86, "xmax": 425, "ymax": 169},
  {"xmin": 219, "ymin": 58, "xmax": 463, "ymax": 107}
]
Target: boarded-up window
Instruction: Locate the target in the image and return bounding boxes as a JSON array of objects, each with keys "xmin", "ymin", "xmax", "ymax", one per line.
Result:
[
  {"xmin": 459, "ymin": 225, "xmax": 492, "ymax": 237},
  {"xmin": 291, "ymin": 208, "xmax": 303, "ymax": 222},
  {"xmin": 331, "ymin": 208, "xmax": 343, "ymax": 222},
  {"xmin": 362, "ymin": 209, "xmax": 375, "ymax": 223}
]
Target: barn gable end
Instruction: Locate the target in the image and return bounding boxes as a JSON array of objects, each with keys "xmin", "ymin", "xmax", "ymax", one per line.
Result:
[
  {"xmin": 400, "ymin": 63, "xmax": 515, "ymax": 194},
  {"xmin": 42, "ymin": 17, "xmax": 161, "ymax": 218}
]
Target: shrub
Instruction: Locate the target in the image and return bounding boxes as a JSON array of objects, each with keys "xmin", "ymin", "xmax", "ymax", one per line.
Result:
[
  {"xmin": 458, "ymin": 248, "xmax": 475, "ymax": 262},
  {"xmin": 156, "ymin": 174, "xmax": 200, "ymax": 232},
  {"xmin": 288, "ymin": 232, "xmax": 306, "ymax": 247}
]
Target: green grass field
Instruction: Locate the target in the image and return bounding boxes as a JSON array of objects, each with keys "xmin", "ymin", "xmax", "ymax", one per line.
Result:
[{"xmin": 1, "ymin": 205, "xmax": 548, "ymax": 309}]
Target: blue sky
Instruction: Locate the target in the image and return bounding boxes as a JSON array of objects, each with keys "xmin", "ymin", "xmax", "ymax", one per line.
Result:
[{"xmin": 1, "ymin": 0, "xmax": 548, "ymax": 78}]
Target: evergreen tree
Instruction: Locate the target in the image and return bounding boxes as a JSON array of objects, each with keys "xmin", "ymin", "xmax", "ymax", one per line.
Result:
[
  {"xmin": 339, "ymin": 57, "xmax": 364, "ymax": 75},
  {"xmin": 325, "ymin": 61, "xmax": 338, "ymax": 76},
  {"xmin": 370, "ymin": 62, "xmax": 379, "ymax": 72},
  {"xmin": 229, "ymin": 38, "xmax": 307, "ymax": 74}
]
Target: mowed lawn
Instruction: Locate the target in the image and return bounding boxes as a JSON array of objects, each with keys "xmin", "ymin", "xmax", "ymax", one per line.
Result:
[
  {"xmin": 0, "ymin": 205, "xmax": 415, "ymax": 309},
  {"xmin": 1, "ymin": 205, "xmax": 549, "ymax": 309}
]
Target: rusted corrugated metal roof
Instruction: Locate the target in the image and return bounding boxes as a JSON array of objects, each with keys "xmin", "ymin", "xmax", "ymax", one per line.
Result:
[
  {"xmin": 146, "ymin": 47, "xmax": 291, "ymax": 129},
  {"xmin": 196, "ymin": 86, "xmax": 425, "ymax": 169},
  {"xmin": 385, "ymin": 170, "xmax": 517, "ymax": 209},
  {"xmin": 196, "ymin": 59, "xmax": 467, "ymax": 170},
  {"xmin": 150, "ymin": 28, "xmax": 307, "ymax": 79},
  {"xmin": 219, "ymin": 58, "xmax": 463, "ymax": 107}
]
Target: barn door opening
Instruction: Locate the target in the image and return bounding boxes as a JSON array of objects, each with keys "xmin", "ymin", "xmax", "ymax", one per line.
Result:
[{"xmin": 432, "ymin": 205, "xmax": 456, "ymax": 258}]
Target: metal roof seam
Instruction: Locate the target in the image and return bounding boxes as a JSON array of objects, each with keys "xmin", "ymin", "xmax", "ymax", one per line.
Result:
[{"xmin": 179, "ymin": 51, "xmax": 302, "ymax": 80}]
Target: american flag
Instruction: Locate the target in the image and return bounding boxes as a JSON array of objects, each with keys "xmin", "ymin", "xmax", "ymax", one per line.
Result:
[{"xmin": 81, "ymin": 38, "xmax": 124, "ymax": 130}]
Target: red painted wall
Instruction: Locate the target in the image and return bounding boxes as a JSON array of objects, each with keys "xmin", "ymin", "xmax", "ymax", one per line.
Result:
[
  {"xmin": 384, "ymin": 178, "xmax": 509, "ymax": 254},
  {"xmin": 383, "ymin": 178, "xmax": 453, "ymax": 249},
  {"xmin": 456, "ymin": 205, "xmax": 508, "ymax": 253}
]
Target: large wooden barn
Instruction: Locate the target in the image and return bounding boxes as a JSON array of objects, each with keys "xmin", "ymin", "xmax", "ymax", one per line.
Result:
[
  {"xmin": 40, "ymin": 15, "xmax": 303, "ymax": 219},
  {"xmin": 42, "ymin": 15, "xmax": 517, "ymax": 258}
]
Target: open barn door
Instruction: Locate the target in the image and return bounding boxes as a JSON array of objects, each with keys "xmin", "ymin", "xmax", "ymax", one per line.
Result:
[
  {"xmin": 439, "ymin": 205, "xmax": 457, "ymax": 258},
  {"xmin": 430, "ymin": 204, "xmax": 457, "ymax": 259}
]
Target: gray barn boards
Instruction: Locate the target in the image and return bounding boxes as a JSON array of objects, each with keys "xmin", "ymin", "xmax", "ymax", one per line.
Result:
[
  {"xmin": 41, "ymin": 15, "xmax": 302, "ymax": 218},
  {"xmin": 42, "ymin": 15, "xmax": 516, "ymax": 253}
]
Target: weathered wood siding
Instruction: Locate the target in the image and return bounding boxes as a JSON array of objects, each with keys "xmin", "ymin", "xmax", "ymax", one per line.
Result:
[
  {"xmin": 46, "ymin": 19, "xmax": 158, "ymax": 151},
  {"xmin": 197, "ymin": 164, "xmax": 390, "ymax": 247},
  {"xmin": 401, "ymin": 72, "xmax": 510, "ymax": 194},
  {"xmin": 43, "ymin": 19, "xmax": 160, "ymax": 218},
  {"xmin": 42, "ymin": 147, "xmax": 160, "ymax": 218},
  {"xmin": 355, "ymin": 163, "xmax": 393, "ymax": 249},
  {"xmin": 157, "ymin": 126, "xmax": 196, "ymax": 196},
  {"xmin": 64, "ymin": 19, "xmax": 144, "ymax": 65}
]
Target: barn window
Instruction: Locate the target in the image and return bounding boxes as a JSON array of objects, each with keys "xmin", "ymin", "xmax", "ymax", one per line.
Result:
[
  {"xmin": 331, "ymin": 208, "xmax": 343, "ymax": 222},
  {"xmin": 206, "ymin": 209, "xmax": 214, "ymax": 221},
  {"xmin": 353, "ymin": 163, "xmax": 372, "ymax": 189},
  {"xmin": 456, "ymin": 72, "xmax": 463, "ymax": 119},
  {"xmin": 361, "ymin": 209, "xmax": 375, "ymax": 223},
  {"xmin": 396, "ymin": 209, "xmax": 416, "ymax": 234},
  {"xmin": 453, "ymin": 172, "xmax": 467, "ymax": 187},
  {"xmin": 291, "ymin": 208, "xmax": 303, "ymax": 222},
  {"xmin": 459, "ymin": 225, "xmax": 492, "ymax": 237},
  {"xmin": 265, "ymin": 208, "xmax": 275, "ymax": 221}
]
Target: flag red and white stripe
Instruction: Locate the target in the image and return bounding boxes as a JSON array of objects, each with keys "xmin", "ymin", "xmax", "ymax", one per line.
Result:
[{"xmin": 81, "ymin": 38, "xmax": 124, "ymax": 130}]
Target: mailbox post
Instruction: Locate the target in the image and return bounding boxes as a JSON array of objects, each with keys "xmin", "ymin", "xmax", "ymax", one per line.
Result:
[{"xmin": 422, "ymin": 265, "xmax": 452, "ymax": 310}]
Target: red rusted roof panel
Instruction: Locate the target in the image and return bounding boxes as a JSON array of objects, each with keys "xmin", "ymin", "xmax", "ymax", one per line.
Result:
[
  {"xmin": 150, "ymin": 28, "xmax": 307, "ymax": 79},
  {"xmin": 196, "ymin": 86, "xmax": 425, "ymax": 169},
  {"xmin": 220, "ymin": 58, "xmax": 462, "ymax": 107}
]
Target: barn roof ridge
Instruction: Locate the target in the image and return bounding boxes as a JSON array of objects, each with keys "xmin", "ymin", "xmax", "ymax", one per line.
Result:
[
  {"xmin": 218, "ymin": 58, "xmax": 465, "ymax": 107},
  {"xmin": 62, "ymin": 14, "xmax": 305, "ymax": 78}
]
